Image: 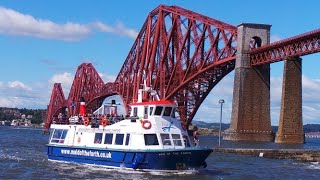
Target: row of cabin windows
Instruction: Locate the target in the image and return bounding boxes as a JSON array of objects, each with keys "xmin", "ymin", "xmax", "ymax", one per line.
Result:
[
  {"xmin": 94, "ymin": 133, "xmax": 130, "ymax": 146},
  {"xmin": 144, "ymin": 133, "xmax": 190, "ymax": 147},
  {"xmin": 133, "ymin": 106, "xmax": 175, "ymax": 118},
  {"xmin": 50, "ymin": 129, "xmax": 68, "ymax": 144},
  {"xmin": 93, "ymin": 133, "xmax": 190, "ymax": 147},
  {"xmin": 49, "ymin": 129, "xmax": 190, "ymax": 147}
]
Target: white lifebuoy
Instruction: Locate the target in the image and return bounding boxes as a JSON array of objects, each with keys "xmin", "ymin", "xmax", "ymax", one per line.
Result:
[{"xmin": 141, "ymin": 120, "xmax": 152, "ymax": 129}]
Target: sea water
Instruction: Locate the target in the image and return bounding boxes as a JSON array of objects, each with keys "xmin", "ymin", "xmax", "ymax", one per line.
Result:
[{"xmin": 1, "ymin": 126, "xmax": 320, "ymax": 179}]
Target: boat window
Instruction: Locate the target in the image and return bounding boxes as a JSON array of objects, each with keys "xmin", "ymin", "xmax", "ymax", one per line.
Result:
[
  {"xmin": 133, "ymin": 107, "xmax": 138, "ymax": 117},
  {"xmin": 149, "ymin": 107, "xmax": 154, "ymax": 116},
  {"xmin": 183, "ymin": 135, "xmax": 191, "ymax": 147},
  {"xmin": 171, "ymin": 107, "xmax": 176, "ymax": 118},
  {"xmin": 115, "ymin": 134, "xmax": 124, "ymax": 145},
  {"xmin": 94, "ymin": 133, "xmax": 103, "ymax": 144},
  {"xmin": 125, "ymin": 134, "xmax": 130, "ymax": 146},
  {"xmin": 172, "ymin": 134, "xmax": 183, "ymax": 146},
  {"xmin": 144, "ymin": 134, "xmax": 159, "ymax": 145},
  {"xmin": 49, "ymin": 128, "xmax": 55, "ymax": 143},
  {"xmin": 163, "ymin": 107, "xmax": 172, "ymax": 116},
  {"xmin": 144, "ymin": 106, "xmax": 148, "ymax": 119},
  {"xmin": 160, "ymin": 133, "xmax": 172, "ymax": 145},
  {"xmin": 104, "ymin": 133, "xmax": 113, "ymax": 144},
  {"xmin": 154, "ymin": 106, "xmax": 163, "ymax": 116},
  {"xmin": 50, "ymin": 129, "xmax": 68, "ymax": 144}
]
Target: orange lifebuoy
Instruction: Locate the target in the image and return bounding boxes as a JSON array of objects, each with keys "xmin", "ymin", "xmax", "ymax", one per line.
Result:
[
  {"xmin": 141, "ymin": 119, "xmax": 152, "ymax": 129},
  {"xmin": 83, "ymin": 117, "xmax": 90, "ymax": 126},
  {"xmin": 101, "ymin": 118, "xmax": 108, "ymax": 127}
]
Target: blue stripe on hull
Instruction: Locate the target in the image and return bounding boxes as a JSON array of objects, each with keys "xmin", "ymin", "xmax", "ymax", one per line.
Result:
[{"xmin": 47, "ymin": 145, "xmax": 212, "ymax": 171}]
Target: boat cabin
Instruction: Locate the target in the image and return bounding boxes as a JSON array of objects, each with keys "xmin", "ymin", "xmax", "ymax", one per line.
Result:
[{"xmin": 49, "ymin": 99, "xmax": 193, "ymax": 151}]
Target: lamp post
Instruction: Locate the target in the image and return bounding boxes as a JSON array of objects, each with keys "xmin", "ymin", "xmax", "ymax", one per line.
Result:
[{"xmin": 218, "ymin": 99, "xmax": 225, "ymax": 147}]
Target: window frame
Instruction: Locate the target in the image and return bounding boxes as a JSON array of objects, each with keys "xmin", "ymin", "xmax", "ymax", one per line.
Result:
[
  {"xmin": 163, "ymin": 107, "xmax": 172, "ymax": 116},
  {"xmin": 94, "ymin": 133, "xmax": 103, "ymax": 144},
  {"xmin": 50, "ymin": 129, "xmax": 68, "ymax": 144},
  {"xmin": 104, "ymin": 133, "xmax": 114, "ymax": 145},
  {"xmin": 115, "ymin": 133, "xmax": 125, "ymax": 145},
  {"xmin": 125, "ymin": 134, "xmax": 130, "ymax": 146},
  {"xmin": 144, "ymin": 134, "xmax": 159, "ymax": 146},
  {"xmin": 160, "ymin": 133, "xmax": 172, "ymax": 146},
  {"xmin": 171, "ymin": 134, "xmax": 183, "ymax": 146},
  {"xmin": 154, "ymin": 106, "xmax": 163, "ymax": 116}
]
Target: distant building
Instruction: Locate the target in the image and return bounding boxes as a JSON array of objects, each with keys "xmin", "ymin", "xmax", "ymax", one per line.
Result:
[{"xmin": 14, "ymin": 112, "xmax": 21, "ymax": 118}]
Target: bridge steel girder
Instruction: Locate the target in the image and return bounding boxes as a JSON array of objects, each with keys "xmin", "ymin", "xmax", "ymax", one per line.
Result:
[
  {"xmin": 45, "ymin": 5, "xmax": 320, "ymax": 140},
  {"xmin": 67, "ymin": 63, "xmax": 110, "ymax": 115},
  {"xmin": 45, "ymin": 83, "xmax": 67, "ymax": 130},
  {"xmin": 114, "ymin": 5, "xmax": 237, "ymax": 127},
  {"xmin": 250, "ymin": 29, "xmax": 320, "ymax": 65},
  {"xmin": 45, "ymin": 63, "xmax": 121, "ymax": 131}
]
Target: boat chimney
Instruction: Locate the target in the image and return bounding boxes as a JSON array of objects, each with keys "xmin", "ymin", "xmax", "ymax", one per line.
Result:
[
  {"xmin": 110, "ymin": 100, "xmax": 117, "ymax": 115},
  {"xmin": 79, "ymin": 97, "xmax": 86, "ymax": 116}
]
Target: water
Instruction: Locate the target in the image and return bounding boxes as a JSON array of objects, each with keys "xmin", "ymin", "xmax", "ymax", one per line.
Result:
[{"xmin": 1, "ymin": 126, "xmax": 320, "ymax": 179}]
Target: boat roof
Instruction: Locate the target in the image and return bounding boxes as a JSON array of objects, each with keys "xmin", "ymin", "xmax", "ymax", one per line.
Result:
[{"xmin": 129, "ymin": 100, "xmax": 176, "ymax": 106}]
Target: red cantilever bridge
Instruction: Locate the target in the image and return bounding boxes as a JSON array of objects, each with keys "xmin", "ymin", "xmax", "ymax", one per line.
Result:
[{"xmin": 45, "ymin": 5, "xmax": 320, "ymax": 143}]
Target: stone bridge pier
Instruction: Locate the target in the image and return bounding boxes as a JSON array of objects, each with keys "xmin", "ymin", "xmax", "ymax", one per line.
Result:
[
  {"xmin": 224, "ymin": 23, "xmax": 305, "ymax": 143},
  {"xmin": 224, "ymin": 23, "xmax": 274, "ymax": 142},
  {"xmin": 275, "ymin": 57, "xmax": 305, "ymax": 144}
]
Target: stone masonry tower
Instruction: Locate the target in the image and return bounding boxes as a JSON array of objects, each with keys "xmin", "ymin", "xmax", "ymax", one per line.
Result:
[
  {"xmin": 224, "ymin": 23, "xmax": 274, "ymax": 142},
  {"xmin": 275, "ymin": 58, "xmax": 305, "ymax": 144}
]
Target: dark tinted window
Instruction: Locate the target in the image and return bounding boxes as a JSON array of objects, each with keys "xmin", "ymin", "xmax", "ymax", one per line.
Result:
[
  {"xmin": 149, "ymin": 107, "xmax": 154, "ymax": 116},
  {"xmin": 115, "ymin": 134, "xmax": 124, "ymax": 145},
  {"xmin": 125, "ymin": 134, "xmax": 130, "ymax": 146},
  {"xmin": 104, "ymin": 133, "xmax": 113, "ymax": 144},
  {"xmin": 94, "ymin": 133, "xmax": 103, "ymax": 144},
  {"xmin": 163, "ymin": 107, "xmax": 172, "ymax": 116},
  {"xmin": 154, "ymin": 106, "xmax": 163, "ymax": 116},
  {"xmin": 144, "ymin": 134, "xmax": 159, "ymax": 145}
]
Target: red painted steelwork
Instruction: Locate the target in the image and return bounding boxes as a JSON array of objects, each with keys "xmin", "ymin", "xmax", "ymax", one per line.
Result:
[
  {"xmin": 114, "ymin": 5, "xmax": 237, "ymax": 127},
  {"xmin": 67, "ymin": 63, "xmax": 106, "ymax": 115},
  {"xmin": 45, "ymin": 83, "xmax": 66, "ymax": 131},
  {"xmin": 250, "ymin": 29, "xmax": 320, "ymax": 65},
  {"xmin": 45, "ymin": 5, "xmax": 238, "ymax": 130},
  {"xmin": 45, "ymin": 4, "xmax": 320, "ymax": 131}
]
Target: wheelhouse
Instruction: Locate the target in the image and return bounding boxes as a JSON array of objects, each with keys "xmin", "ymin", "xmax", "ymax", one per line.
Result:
[{"xmin": 128, "ymin": 100, "xmax": 176, "ymax": 119}]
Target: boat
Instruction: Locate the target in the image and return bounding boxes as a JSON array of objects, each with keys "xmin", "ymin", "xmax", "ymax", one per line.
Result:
[{"xmin": 47, "ymin": 82, "xmax": 212, "ymax": 171}]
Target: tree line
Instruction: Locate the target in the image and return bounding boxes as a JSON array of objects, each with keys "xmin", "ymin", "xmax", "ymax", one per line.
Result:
[{"xmin": 0, "ymin": 107, "xmax": 45, "ymax": 125}]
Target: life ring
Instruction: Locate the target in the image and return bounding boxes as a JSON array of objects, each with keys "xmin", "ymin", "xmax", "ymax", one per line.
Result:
[
  {"xmin": 101, "ymin": 118, "xmax": 108, "ymax": 127},
  {"xmin": 83, "ymin": 117, "xmax": 90, "ymax": 126},
  {"xmin": 141, "ymin": 120, "xmax": 152, "ymax": 129}
]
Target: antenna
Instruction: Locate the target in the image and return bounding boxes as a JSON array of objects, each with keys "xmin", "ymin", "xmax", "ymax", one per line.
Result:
[{"xmin": 137, "ymin": 70, "xmax": 159, "ymax": 102}]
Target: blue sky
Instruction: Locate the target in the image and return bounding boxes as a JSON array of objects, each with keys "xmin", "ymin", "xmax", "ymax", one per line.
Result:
[{"xmin": 1, "ymin": 0, "xmax": 320, "ymax": 125}]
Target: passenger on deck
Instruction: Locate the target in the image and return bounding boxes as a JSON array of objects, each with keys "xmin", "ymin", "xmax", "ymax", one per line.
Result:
[{"xmin": 193, "ymin": 129, "xmax": 199, "ymax": 147}]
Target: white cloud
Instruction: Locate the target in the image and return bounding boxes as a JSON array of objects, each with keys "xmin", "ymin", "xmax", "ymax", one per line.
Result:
[
  {"xmin": 92, "ymin": 21, "xmax": 138, "ymax": 39},
  {"xmin": 0, "ymin": 6, "xmax": 90, "ymax": 41},
  {"xmin": 270, "ymin": 35, "xmax": 282, "ymax": 43},
  {"xmin": 0, "ymin": 81, "xmax": 45, "ymax": 108},
  {"xmin": 8, "ymin": 81, "xmax": 32, "ymax": 91},
  {"xmin": 0, "ymin": 6, "xmax": 138, "ymax": 41},
  {"xmin": 98, "ymin": 73, "xmax": 116, "ymax": 83},
  {"xmin": 48, "ymin": 72, "xmax": 74, "ymax": 94}
]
